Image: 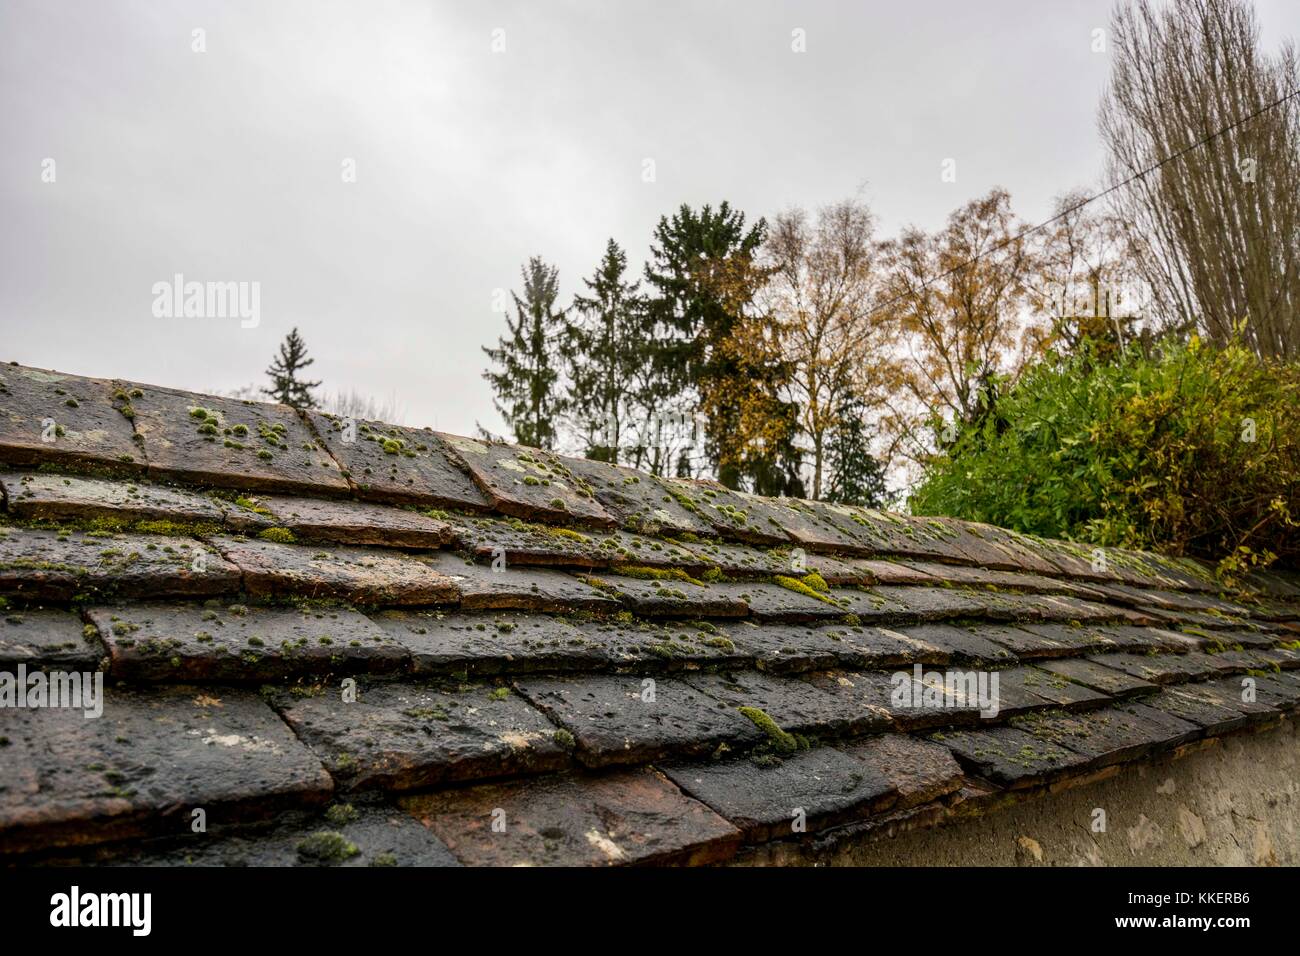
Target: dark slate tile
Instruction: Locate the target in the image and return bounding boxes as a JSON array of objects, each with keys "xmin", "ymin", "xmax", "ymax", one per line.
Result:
[
  {"xmin": 419, "ymin": 552, "xmax": 618, "ymax": 613},
  {"xmin": 842, "ymin": 559, "xmax": 938, "ymax": 586},
  {"xmin": 829, "ymin": 624, "xmax": 951, "ymax": 667},
  {"xmin": 1126, "ymin": 553, "xmax": 1219, "ymax": 593},
  {"xmin": 1250, "ymin": 644, "xmax": 1300, "ymax": 670},
  {"xmin": 0, "ymin": 527, "xmax": 239, "ymax": 601},
  {"xmin": 212, "ymin": 536, "xmax": 458, "ymax": 605},
  {"xmin": 1248, "ymin": 672, "xmax": 1300, "ymax": 710},
  {"xmin": 607, "ymin": 618, "xmax": 756, "ymax": 670},
  {"xmin": 0, "ymin": 472, "xmax": 225, "ymax": 526},
  {"xmin": 402, "ymin": 767, "xmax": 742, "ymax": 866},
  {"xmin": 975, "ymin": 666, "xmax": 1106, "ymax": 717},
  {"xmin": 717, "ymin": 579, "xmax": 850, "ymax": 622},
  {"xmin": 959, "ymin": 523, "xmax": 1063, "ymax": 576},
  {"xmin": 661, "ymin": 747, "xmax": 896, "ymax": 842},
  {"xmin": 259, "ymin": 804, "xmax": 465, "ymax": 866},
  {"xmin": 1178, "ymin": 650, "xmax": 1254, "ymax": 678},
  {"xmin": 1034, "ymin": 657, "xmax": 1159, "ymax": 698},
  {"xmin": 383, "ymin": 611, "xmax": 747, "ymax": 677},
  {"xmin": 836, "ymin": 733, "xmax": 965, "ymax": 810},
  {"xmin": 1085, "ymin": 624, "xmax": 1200, "ymax": 653},
  {"xmin": 818, "ymin": 587, "xmax": 916, "ymax": 623},
  {"xmin": 1184, "ymin": 627, "xmax": 1279, "ymax": 651},
  {"xmin": 0, "ymin": 365, "xmax": 142, "ymax": 472},
  {"xmin": 1010, "ymin": 702, "xmax": 1200, "ymax": 769},
  {"xmin": 977, "ymin": 591, "xmax": 1128, "ymax": 624},
  {"xmin": 371, "ymin": 610, "xmax": 611, "ymax": 676},
  {"xmin": 1196, "ymin": 647, "xmax": 1258, "ymax": 676},
  {"xmin": 437, "ymin": 434, "xmax": 614, "ymax": 527},
  {"xmin": 444, "ymin": 514, "xmax": 609, "ymax": 568},
  {"xmin": 895, "ymin": 560, "xmax": 1066, "ymax": 594},
  {"xmin": 579, "ymin": 573, "xmax": 748, "ymax": 618},
  {"xmin": 979, "ymin": 623, "xmax": 1085, "ymax": 659},
  {"xmin": 1178, "ymin": 676, "xmax": 1282, "ymax": 723},
  {"xmin": 255, "ymin": 495, "xmax": 454, "ymax": 548},
  {"xmin": 217, "ymin": 495, "xmax": 277, "ymax": 533},
  {"xmin": 1243, "ymin": 568, "xmax": 1300, "ymax": 600},
  {"xmin": 998, "ymin": 665, "xmax": 1112, "ymax": 710},
  {"xmin": 829, "ymin": 508, "xmax": 961, "ymax": 561},
  {"xmin": 275, "ymin": 679, "xmax": 569, "ymax": 791},
  {"xmin": 1142, "ymin": 687, "xmax": 1253, "ymax": 737},
  {"xmin": 686, "ymin": 669, "xmax": 891, "ymax": 738},
  {"xmin": 0, "ymin": 608, "xmax": 104, "ymax": 669},
  {"xmin": 926, "ymin": 516, "xmax": 1050, "ymax": 570},
  {"xmin": 1011, "ymin": 623, "xmax": 1123, "ymax": 654},
  {"xmin": 757, "ymin": 497, "xmax": 875, "ymax": 554},
  {"xmin": 127, "ymin": 384, "xmax": 349, "ymax": 495},
  {"xmin": 800, "ymin": 668, "xmax": 985, "ymax": 731},
  {"xmin": 1230, "ymin": 628, "xmax": 1291, "ymax": 648},
  {"xmin": 1086, "ymin": 651, "xmax": 1220, "ymax": 685},
  {"xmin": 1139, "ymin": 605, "xmax": 1247, "ymax": 630},
  {"xmin": 1013, "ymin": 536, "xmax": 1124, "ymax": 583},
  {"xmin": 675, "ymin": 539, "xmax": 810, "ymax": 578},
  {"xmin": 591, "ymin": 530, "xmax": 709, "ymax": 573},
  {"xmin": 930, "ymin": 725, "xmax": 1089, "ymax": 788},
  {"xmin": 50, "ymin": 801, "xmax": 461, "ymax": 867},
  {"xmin": 800, "ymin": 551, "xmax": 874, "ymax": 585},
  {"xmin": 1094, "ymin": 583, "xmax": 1254, "ymax": 619},
  {"xmin": 716, "ymin": 621, "xmax": 845, "ymax": 673},
  {"xmin": 86, "ymin": 603, "xmax": 406, "ymax": 682},
  {"xmin": 897, "ymin": 624, "xmax": 1018, "ymax": 665},
  {"xmin": 662, "ymin": 479, "xmax": 793, "ymax": 546},
  {"xmin": 513, "ymin": 674, "xmax": 761, "ymax": 767},
  {"xmin": 304, "ymin": 412, "xmax": 489, "ymax": 511},
  {"xmin": 0, "ymin": 685, "xmax": 333, "ymax": 855},
  {"xmin": 559, "ymin": 456, "xmax": 716, "ymax": 536},
  {"xmin": 839, "ymin": 585, "xmax": 987, "ymax": 623}
]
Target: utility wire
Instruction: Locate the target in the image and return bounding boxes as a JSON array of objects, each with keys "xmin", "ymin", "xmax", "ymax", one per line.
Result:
[
  {"xmin": 865, "ymin": 84, "xmax": 1300, "ymax": 320},
  {"xmin": 635, "ymin": 85, "xmax": 1300, "ymax": 475}
]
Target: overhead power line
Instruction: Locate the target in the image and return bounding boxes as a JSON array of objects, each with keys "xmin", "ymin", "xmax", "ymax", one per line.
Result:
[{"xmin": 865, "ymin": 84, "xmax": 1300, "ymax": 320}]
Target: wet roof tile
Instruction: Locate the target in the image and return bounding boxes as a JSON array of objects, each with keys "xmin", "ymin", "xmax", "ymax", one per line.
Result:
[
  {"xmin": 436, "ymin": 434, "xmax": 614, "ymax": 527},
  {"xmin": 2, "ymin": 362, "xmax": 1296, "ymax": 865},
  {"xmin": 275, "ymin": 679, "xmax": 569, "ymax": 791},
  {"xmin": 305, "ymin": 411, "xmax": 490, "ymax": 511},
  {"xmin": 0, "ymin": 684, "xmax": 333, "ymax": 855},
  {"xmin": 401, "ymin": 767, "xmax": 741, "ymax": 866},
  {"xmin": 0, "ymin": 364, "xmax": 142, "ymax": 473},
  {"xmin": 127, "ymin": 383, "xmax": 350, "ymax": 495}
]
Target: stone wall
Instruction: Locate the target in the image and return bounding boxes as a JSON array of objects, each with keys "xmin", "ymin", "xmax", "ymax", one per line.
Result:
[{"xmin": 742, "ymin": 720, "xmax": 1298, "ymax": 866}]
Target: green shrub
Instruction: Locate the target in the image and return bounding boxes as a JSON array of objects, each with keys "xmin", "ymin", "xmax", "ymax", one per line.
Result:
[{"xmin": 909, "ymin": 338, "xmax": 1300, "ymax": 578}]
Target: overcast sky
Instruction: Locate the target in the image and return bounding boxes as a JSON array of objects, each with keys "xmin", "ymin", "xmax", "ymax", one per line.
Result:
[{"xmin": 3, "ymin": 0, "xmax": 1298, "ymax": 437}]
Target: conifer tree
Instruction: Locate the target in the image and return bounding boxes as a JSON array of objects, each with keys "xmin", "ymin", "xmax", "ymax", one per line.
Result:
[
  {"xmin": 644, "ymin": 201, "xmax": 798, "ymax": 491},
  {"xmin": 263, "ymin": 327, "xmax": 321, "ymax": 408},
  {"xmin": 482, "ymin": 257, "xmax": 565, "ymax": 449},
  {"xmin": 824, "ymin": 393, "xmax": 887, "ymax": 507},
  {"xmin": 563, "ymin": 239, "xmax": 650, "ymax": 463}
]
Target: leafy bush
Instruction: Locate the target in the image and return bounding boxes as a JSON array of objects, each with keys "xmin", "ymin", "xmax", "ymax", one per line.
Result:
[{"xmin": 909, "ymin": 338, "xmax": 1300, "ymax": 577}]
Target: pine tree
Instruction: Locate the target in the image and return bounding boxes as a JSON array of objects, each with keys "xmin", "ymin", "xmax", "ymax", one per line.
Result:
[
  {"xmin": 482, "ymin": 257, "xmax": 565, "ymax": 449},
  {"xmin": 824, "ymin": 394, "xmax": 887, "ymax": 507},
  {"xmin": 644, "ymin": 202, "xmax": 797, "ymax": 491},
  {"xmin": 563, "ymin": 239, "xmax": 650, "ymax": 463},
  {"xmin": 263, "ymin": 327, "xmax": 321, "ymax": 408}
]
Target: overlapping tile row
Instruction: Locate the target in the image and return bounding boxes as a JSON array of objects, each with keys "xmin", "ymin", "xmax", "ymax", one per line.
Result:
[
  {"xmin": 0, "ymin": 361, "xmax": 1244, "ymax": 596},
  {"xmin": 2, "ymin": 570, "xmax": 1296, "ymax": 864},
  {"xmin": 3, "ymin": 361, "xmax": 1300, "ymax": 866}
]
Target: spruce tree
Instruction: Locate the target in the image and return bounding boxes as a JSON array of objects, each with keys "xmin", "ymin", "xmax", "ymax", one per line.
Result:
[
  {"xmin": 263, "ymin": 327, "xmax": 321, "ymax": 408},
  {"xmin": 482, "ymin": 257, "xmax": 564, "ymax": 449},
  {"xmin": 824, "ymin": 394, "xmax": 887, "ymax": 507},
  {"xmin": 563, "ymin": 239, "xmax": 650, "ymax": 463},
  {"xmin": 644, "ymin": 202, "xmax": 798, "ymax": 492}
]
